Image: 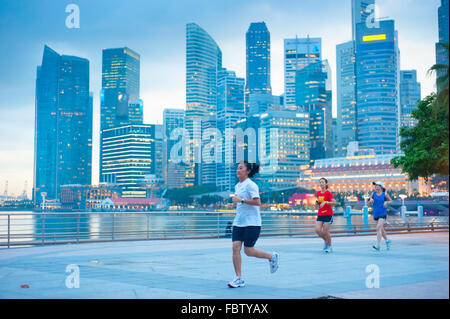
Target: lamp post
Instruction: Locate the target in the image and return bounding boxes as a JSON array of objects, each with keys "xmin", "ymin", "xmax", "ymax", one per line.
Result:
[{"xmin": 399, "ymin": 194, "xmax": 407, "ymax": 222}]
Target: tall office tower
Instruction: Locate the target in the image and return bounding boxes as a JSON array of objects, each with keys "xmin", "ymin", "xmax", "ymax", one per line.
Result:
[
  {"xmin": 336, "ymin": 41, "xmax": 357, "ymax": 157},
  {"xmin": 100, "ymin": 47, "xmax": 141, "ymax": 183},
  {"xmin": 355, "ymin": 20, "xmax": 400, "ymax": 154},
  {"xmin": 284, "ymin": 36, "xmax": 322, "ymax": 106},
  {"xmin": 185, "ymin": 23, "xmax": 222, "ymax": 186},
  {"xmin": 245, "ymin": 22, "xmax": 271, "ymax": 112},
  {"xmin": 100, "ymin": 124, "xmax": 157, "ymax": 197},
  {"xmin": 400, "ymin": 70, "xmax": 421, "ymax": 128},
  {"xmin": 436, "ymin": 0, "xmax": 449, "ymax": 84},
  {"xmin": 295, "ymin": 61, "xmax": 332, "ymax": 163},
  {"xmin": 100, "ymin": 47, "xmax": 141, "ymax": 130},
  {"xmin": 335, "ymin": 0, "xmax": 375, "ymax": 157},
  {"xmin": 352, "ymin": 0, "xmax": 375, "ymax": 41},
  {"xmin": 33, "ymin": 45, "xmax": 92, "ymax": 205},
  {"xmin": 259, "ymin": 109, "xmax": 310, "ymax": 189},
  {"xmin": 163, "ymin": 109, "xmax": 185, "ymax": 189},
  {"xmin": 216, "ymin": 68, "xmax": 246, "ymax": 192}
]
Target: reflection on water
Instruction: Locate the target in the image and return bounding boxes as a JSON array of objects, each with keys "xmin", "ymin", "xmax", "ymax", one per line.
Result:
[{"xmin": 0, "ymin": 210, "xmax": 448, "ymax": 245}]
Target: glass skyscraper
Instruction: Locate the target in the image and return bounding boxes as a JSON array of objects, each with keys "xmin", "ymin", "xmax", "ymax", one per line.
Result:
[
  {"xmin": 355, "ymin": 20, "xmax": 400, "ymax": 154},
  {"xmin": 100, "ymin": 47, "xmax": 141, "ymax": 184},
  {"xmin": 351, "ymin": 0, "xmax": 375, "ymax": 41},
  {"xmin": 33, "ymin": 45, "xmax": 92, "ymax": 205},
  {"xmin": 185, "ymin": 23, "xmax": 222, "ymax": 186},
  {"xmin": 400, "ymin": 70, "xmax": 421, "ymax": 128},
  {"xmin": 216, "ymin": 68, "xmax": 246, "ymax": 191},
  {"xmin": 245, "ymin": 22, "xmax": 271, "ymax": 112},
  {"xmin": 100, "ymin": 124, "xmax": 157, "ymax": 198},
  {"xmin": 100, "ymin": 47, "xmax": 141, "ymax": 130},
  {"xmin": 259, "ymin": 109, "xmax": 310, "ymax": 189},
  {"xmin": 335, "ymin": 0, "xmax": 375, "ymax": 157},
  {"xmin": 436, "ymin": 0, "xmax": 449, "ymax": 83},
  {"xmin": 284, "ymin": 36, "xmax": 322, "ymax": 106},
  {"xmin": 336, "ymin": 40, "xmax": 357, "ymax": 157},
  {"xmin": 163, "ymin": 109, "xmax": 186, "ymax": 189},
  {"xmin": 295, "ymin": 61, "xmax": 332, "ymax": 163}
]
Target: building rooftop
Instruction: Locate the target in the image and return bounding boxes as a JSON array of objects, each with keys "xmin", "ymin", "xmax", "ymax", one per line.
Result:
[{"xmin": 0, "ymin": 233, "xmax": 448, "ymax": 299}]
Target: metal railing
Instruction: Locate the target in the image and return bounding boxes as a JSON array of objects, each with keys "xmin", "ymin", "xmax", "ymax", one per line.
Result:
[{"xmin": 0, "ymin": 211, "xmax": 448, "ymax": 248}]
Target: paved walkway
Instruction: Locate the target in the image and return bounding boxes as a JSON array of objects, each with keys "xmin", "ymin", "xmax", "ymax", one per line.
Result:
[{"xmin": 0, "ymin": 233, "xmax": 448, "ymax": 299}]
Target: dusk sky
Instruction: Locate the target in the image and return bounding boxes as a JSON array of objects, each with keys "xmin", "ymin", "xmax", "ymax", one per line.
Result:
[{"xmin": 0, "ymin": 0, "xmax": 442, "ymax": 196}]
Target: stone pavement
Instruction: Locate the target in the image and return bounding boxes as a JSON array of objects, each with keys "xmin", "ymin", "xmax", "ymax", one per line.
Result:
[{"xmin": 0, "ymin": 232, "xmax": 448, "ymax": 299}]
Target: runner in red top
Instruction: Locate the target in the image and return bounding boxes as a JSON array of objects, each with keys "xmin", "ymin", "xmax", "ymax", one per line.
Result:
[{"xmin": 315, "ymin": 178, "xmax": 337, "ymax": 253}]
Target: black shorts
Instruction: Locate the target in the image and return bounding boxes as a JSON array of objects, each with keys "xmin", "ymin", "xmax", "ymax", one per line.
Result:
[
  {"xmin": 232, "ymin": 226, "xmax": 261, "ymax": 247},
  {"xmin": 374, "ymin": 215, "xmax": 387, "ymax": 221},
  {"xmin": 317, "ymin": 215, "xmax": 333, "ymax": 224}
]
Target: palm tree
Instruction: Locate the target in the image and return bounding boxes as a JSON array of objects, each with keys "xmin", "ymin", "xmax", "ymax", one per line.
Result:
[{"xmin": 428, "ymin": 42, "xmax": 449, "ymax": 118}]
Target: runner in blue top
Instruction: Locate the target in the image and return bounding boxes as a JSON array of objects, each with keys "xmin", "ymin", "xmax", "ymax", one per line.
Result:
[{"xmin": 368, "ymin": 181, "xmax": 393, "ymax": 251}]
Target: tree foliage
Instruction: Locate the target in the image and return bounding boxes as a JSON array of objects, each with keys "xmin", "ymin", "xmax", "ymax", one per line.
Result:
[{"xmin": 391, "ymin": 93, "xmax": 449, "ymax": 181}]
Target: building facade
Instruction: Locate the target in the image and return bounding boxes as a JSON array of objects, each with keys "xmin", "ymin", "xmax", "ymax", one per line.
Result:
[
  {"xmin": 100, "ymin": 124, "xmax": 158, "ymax": 197},
  {"xmin": 355, "ymin": 20, "xmax": 400, "ymax": 154},
  {"xmin": 185, "ymin": 23, "xmax": 222, "ymax": 186},
  {"xmin": 400, "ymin": 70, "xmax": 421, "ymax": 128},
  {"xmin": 284, "ymin": 36, "xmax": 322, "ymax": 107},
  {"xmin": 163, "ymin": 109, "xmax": 186, "ymax": 189},
  {"xmin": 245, "ymin": 22, "xmax": 271, "ymax": 111},
  {"xmin": 33, "ymin": 45, "xmax": 92, "ymax": 205}
]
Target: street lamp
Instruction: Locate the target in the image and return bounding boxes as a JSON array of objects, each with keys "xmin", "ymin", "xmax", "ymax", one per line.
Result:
[{"xmin": 399, "ymin": 194, "xmax": 407, "ymax": 206}]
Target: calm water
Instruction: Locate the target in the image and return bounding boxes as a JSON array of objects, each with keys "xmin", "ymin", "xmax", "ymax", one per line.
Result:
[{"xmin": 0, "ymin": 210, "xmax": 448, "ymax": 246}]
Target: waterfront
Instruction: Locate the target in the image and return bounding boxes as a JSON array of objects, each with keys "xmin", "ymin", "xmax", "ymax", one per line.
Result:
[{"xmin": 0, "ymin": 210, "xmax": 448, "ymax": 247}]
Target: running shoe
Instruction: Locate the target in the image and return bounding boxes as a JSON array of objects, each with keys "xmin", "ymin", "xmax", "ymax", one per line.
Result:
[
  {"xmin": 325, "ymin": 246, "xmax": 333, "ymax": 253},
  {"xmin": 385, "ymin": 239, "xmax": 392, "ymax": 250},
  {"xmin": 323, "ymin": 241, "xmax": 328, "ymax": 250},
  {"xmin": 372, "ymin": 244, "xmax": 380, "ymax": 251},
  {"xmin": 228, "ymin": 276, "xmax": 245, "ymax": 288},
  {"xmin": 269, "ymin": 251, "xmax": 279, "ymax": 273}
]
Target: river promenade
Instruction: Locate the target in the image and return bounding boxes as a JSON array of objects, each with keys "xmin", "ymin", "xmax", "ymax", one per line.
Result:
[{"xmin": 0, "ymin": 232, "xmax": 448, "ymax": 299}]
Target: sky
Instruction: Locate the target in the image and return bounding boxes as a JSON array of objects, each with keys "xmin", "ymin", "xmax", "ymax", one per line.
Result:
[{"xmin": 0, "ymin": 0, "xmax": 442, "ymax": 197}]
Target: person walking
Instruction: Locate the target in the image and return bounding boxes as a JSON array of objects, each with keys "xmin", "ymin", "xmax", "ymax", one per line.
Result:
[
  {"xmin": 369, "ymin": 181, "xmax": 393, "ymax": 251},
  {"xmin": 227, "ymin": 161, "xmax": 279, "ymax": 288},
  {"xmin": 315, "ymin": 178, "xmax": 337, "ymax": 253}
]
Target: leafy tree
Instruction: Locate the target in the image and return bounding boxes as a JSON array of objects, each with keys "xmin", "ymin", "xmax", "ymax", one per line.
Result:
[{"xmin": 391, "ymin": 93, "xmax": 449, "ymax": 181}]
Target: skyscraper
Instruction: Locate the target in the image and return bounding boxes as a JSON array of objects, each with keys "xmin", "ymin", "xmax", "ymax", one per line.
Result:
[
  {"xmin": 436, "ymin": 0, "xmax": 449, "ymax": 83},
  {"xmin": 245, "ymin": 22, "xmax": 271, "ymax": 112},
  {"xmin": 335, "ymin": 0, "xmax": 375, "ymax": 157},
  {"xmin": 100, "ymin": 47, "xmax": 141, "ymax": 184},
  {"xmin": 351, "ymin": 0, "xmax": 375, "ymax": 41},
  {"xmin": 355, "ymin": 20, "xmax": 400, "ymax": 154},
  {"xmin": 100, "ymin": 47, "xmax": 141, "ymax": 130},
  {"xmin": 185, "ymin": 23, "xmax": 222, "ymax": 186},
  {"xmin": 336, "ymin": 40, "xmax": 357, "ymax": 157},
  {"xmin": 33, "ymin": 45, "xmax": 92, "ymax": 205},
  {"xmin": 284, "ymin": 36, "xmax": 322, "ymax": 106},
  {"xmin": 400, "ymin": 70, "xmax": 421, "ymax": 128},
  {"xmin": 295, "ymin": 61, "xmax": 332, "ymax": 162},
  {"xmin": 163, "ymin": 109, "xmax": 186, "ymax": 189},
  {"xmin": 100, "ymin": 124, "xmax": 157, "ymax": 198},
  {"xmin": 216, "ymin": 68, "xmax": 246, "ymax": 191}
]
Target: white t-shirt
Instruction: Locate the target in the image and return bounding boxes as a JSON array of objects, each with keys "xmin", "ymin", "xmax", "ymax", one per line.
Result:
[{"xmin": 233, "ymin": 178, "xmax": 261, "ymax": 227}]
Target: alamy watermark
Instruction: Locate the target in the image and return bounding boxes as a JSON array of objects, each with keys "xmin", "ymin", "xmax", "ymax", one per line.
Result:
[
  {"xmin": 65, "ymin": 4, "xmax": 80, "ymax": 29},
  {"xmin": 365, "ymin": 264, "xmax": 380, "ymax": 288},
  {"xmin": 65, "ymin": 264, "xmax": 80, "ymax": 288}
]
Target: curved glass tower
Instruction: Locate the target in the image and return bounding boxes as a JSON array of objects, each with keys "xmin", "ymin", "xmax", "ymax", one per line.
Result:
[{"xmin": 185, "ymin": 23, "xmax": 222, "ymax": 186}]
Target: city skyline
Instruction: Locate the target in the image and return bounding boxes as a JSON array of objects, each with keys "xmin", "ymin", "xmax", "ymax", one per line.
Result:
[{"xmin": 0, "ymin": 0, "xmax": 443, "ymax": 195}]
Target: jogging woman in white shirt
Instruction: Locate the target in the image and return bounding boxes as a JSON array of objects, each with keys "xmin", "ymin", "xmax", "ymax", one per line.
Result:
[{"xmin": 227, "ymin": 161, "xmax": 279, "ymax": 288}]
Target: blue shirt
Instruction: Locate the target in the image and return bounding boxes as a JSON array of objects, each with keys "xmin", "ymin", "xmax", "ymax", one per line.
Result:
[{"xmin": 372, "ymin": 192, "xmax": 387, "ymax": 218}]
